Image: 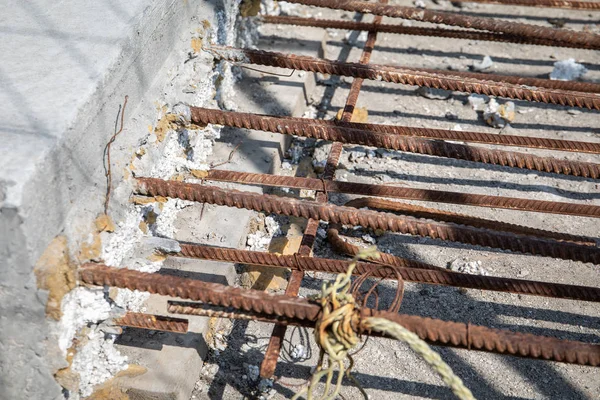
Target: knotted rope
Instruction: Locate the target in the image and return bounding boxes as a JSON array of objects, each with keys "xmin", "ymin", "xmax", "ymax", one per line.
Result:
[{"xmin": 293, "ymin": 247, "xmax": 475, "ymax": 400}]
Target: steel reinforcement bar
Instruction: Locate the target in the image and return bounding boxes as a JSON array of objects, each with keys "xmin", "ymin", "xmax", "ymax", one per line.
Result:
[
  {"xmin": 282, "ymin": 0, "xmax": 600, "ymax": 48},
  {"xmin": 260, "ymin": 15, "xmax": 596, "ymax": 49},
  {"xmin": 450, "ymin": 0, "xmax": 600, "ymax": 9},
  {"xmin": 190, "ymin": 107, "xmax": 600, "ymax": 178},
  {"xmin": 198, "ymin": 169, "xmax": 600, "ymax": 219},
  {"xmin": 113, "ymin": 312, "xmax": 189, "ymax": 333},
  {"xmin": 332, "ymin": 119, "xmax": 600, "ymax": 154},
  {"xmin": 168, "ymin": 301, "xmax": 314, "ymax": 326},
  {"xmin": 328, "ymin": 223, "xmax": 440, "ymax": 269},
  {"xmin": 192, "ymin": 106, "xmax": 600, "ymax": 153},
  {"xmin": 401, "ymin": 64, "xmax": 600, "ymax": 95},
  {"xmin": 175, "ymin": 242, "xmax": 600, "ymax": 302},
  {"xmin": 135, "ymin": 177, "xmax": 600, "ymax": 264},
  {"xmin": 261, "ymin": 7, "xmax": 389, "ymax": 376},
  {"xmin": 341, "ymin": 197, "xmax": 596, "ymax": 245},
  {"xmin": 79, "ymin": 264, "xmax": 600, "ymax": 366},
  {"xmin": 207, "ymin": 46, "xmax": 600, "ymax": 110},
  {"xmin": 167, "ymin": 300, "xmax": 600, "ymax": 366}
]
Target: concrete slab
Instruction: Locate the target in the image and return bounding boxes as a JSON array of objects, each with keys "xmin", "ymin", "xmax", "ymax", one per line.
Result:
[
  {"xmin": 194, "ymin": 7, "xmax": 600, "ymax": 400},
  {"xmin": 0, "ymin": 1, "xmax": 219, "ymax": 398},
  {"xmin": 111, "ymin": 21, "xmax": 327, "ymax": 400}
]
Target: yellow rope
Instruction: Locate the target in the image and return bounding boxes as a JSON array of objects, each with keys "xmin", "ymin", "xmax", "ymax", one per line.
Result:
[
  {"xmin": 293, "ymin": 247, "xmax": 475, "ymax": 400},
  {"xmin": 292, "ymin": 248, "xmax": 376, "ymax": 400},
  {"xmin": 362, "ymin": 317, "xmax": 476, "ymax": 400}
]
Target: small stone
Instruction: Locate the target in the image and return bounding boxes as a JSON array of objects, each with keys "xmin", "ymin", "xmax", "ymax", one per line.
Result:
[
  {"xmin": 361, "ymin": 234, "xmax": 376, "ymax": 244},
  {"xmin": 415, "ymin": 86, "xmax": 452, "ymax": 100},
  {"xmin": 483, "ymin": 99, "xmax": 515, "ymax": 129},
  {"xmin": 467, "ymin": 94, "xmax": 488, "ymax": 111},
  {"xmin": 517, "ymin": 269, "xmax": 530, "ymax": 278},
  {"xmin": 550, "ymin": 59, "xmax": 587, "ymax": 81},
  {"xmin": 445, "ymin": 111, "xmax": 458, "ymax": 120},
  {"xmin": 349, "ymin": 149, "xmax": 367, "ymax": 162},
  {"xmin": 448, "ymin": 258, "xmax": 487, "ymax": 275},
  {"xmin": 335, "ymin": 107, "xmax": 369, "ymax": 122},
  {"xmin": 290, "ymin": 344, "xmax": 306, "ymax": 360},
  {"xmin": 95, "ymin": 214, "xmax": 116, "ymax": 232},
  {"xmin": 143, "ymin": 237, "xmax": 182, "ymax": 254},
  {"xmin": 547, "ymin": 18, "xmax": 566, "ymax": 28},
  {"xmin": 568, "ymin": 109, "xmax": 582, "ymax": 116},
  {"xmin": 470, "ymin": 55, "xmax": 493, "ymax": 72},
  {"xmin": 414, "ymin": 0, "xmax": 426, "ymax": 7}
]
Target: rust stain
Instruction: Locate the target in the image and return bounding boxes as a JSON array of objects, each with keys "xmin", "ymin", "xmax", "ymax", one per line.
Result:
[
  {"xmin": 34, "ymin": 236, "xmax": 76, "ymax": 320},
  {"xmin": 336, "ymin": 106, "xmax": 368, "ymax": 123},
  {"xmin": 191, "ymin": 37, "xmax": 203, "ymax": 53}
]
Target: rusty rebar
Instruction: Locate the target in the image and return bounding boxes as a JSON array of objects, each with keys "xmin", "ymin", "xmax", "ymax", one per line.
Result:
[
  {"xmin": 332, "ymin": 119, "xmax": 600, "ymax": 154},
  {"xmin": 80, "ymin": 264, "xmax": 600, "ymax": 366},
  {"xmin": 193, "ymin": 106, "xmax": 600, "ymax": 154},
  {"xmin": 80, "ymin": 263, "xmax": 319, "ymax": 320},
  {"xmin": 175, "ymin": 243, "xmax": 600, "ymax": 302},
  {"xmin": 168, "ymin": 301, "xmax": 309, "ymax": 326},
  {"xmin": 326, "ymin": 225, "xmax": 444, "ymax": 271},
  {"xmin": 191, "ymin": 107, "xmax": 600, "ymax": 178},
  {"xmin": 260, "ymin": 15, "xmax": 594, "ymax": 49},
  {"xmin": 208, "ymin": 46, "xmax": 600, "ymax": 109},
  {"xmin": 113, "ymin": 312, "xmax": 189, "ymax": 333},
  {"xmin": 168, "ymin": 300, "xmax": 600, "ymax": 367},
  {"xmin": 342, "ymin": 197, "xmax": 596, "ymax": 245},
  {"xmin": 451, "ymin": 0, "xmax": 600, "ymax": 9},
  {"xmin": 200, "ymin": 169, "xmax": 600, "ymax": 219},
  {"xmin": 261, "ymin": 10, "xmax": 386, "ymax": 377},
  {"xmin": 401, "ymin": 64, "xmax": 600, "ymax": 95},
  {"xmin": 136, "ymin": 178, "xmax": 600, "ymax": 264},
  {"xmin": 281, "ymin": 0, "xmax": 600, "ymax": 49}
]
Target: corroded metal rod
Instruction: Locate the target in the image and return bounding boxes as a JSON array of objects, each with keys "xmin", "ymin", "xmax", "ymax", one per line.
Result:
[
  {"xmin": 79, "ymin": 264, "xmax": 600, "ymax": 366},
  {"xmin": 260, "ymin": 15, "xmax": 595, "ymax": 49},
  {"xmin": 167, "ymin": 300, "xmax": 600, "ymax": 366},
  {"xmin": 114, "ymin": 312, "xmax": 189, "ymax": 333},
  {"xmin": 281, "ymin": 0, "xmax": 600, "ymax": 48},
  {"xmin": 402, "ymin": 64, "xmax": 600, "ymax": 95},
  {"xmin": 192, "ymin": 107, "xmax": 600, "ymax": 153},
  {"xmin": 341, "ymin": 197, "xmax": 596, "ymax": 245},
  {"xmin": 262, "ymin": 8, "xmax": 386, "ymax": 378},
  {"xmin": 207, "ymin": 46, "xmax": 600, "ymax": 109},
  {"xmin": 175, "ymin": 242, "xmax": 600, "ymax": 302},
  {"xmin": 191, "ymin": 107, "xmax": 600, "ymax": 177},
  {"xmin": 135, "ymin": 177, "xmax": 600, "ymax": 264},
  {"xmin": 452, "ymin": 0, "xmax": 600, "ymax": 9},
  {"xmin": 200, "ymin": 169, "xmax": 600, "ymax": 219}
]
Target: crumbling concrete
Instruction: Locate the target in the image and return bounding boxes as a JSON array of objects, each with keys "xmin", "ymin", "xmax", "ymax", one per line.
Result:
[{"xmin": 0, "ymin": 1, "xmax": 221, "ymax": 398}]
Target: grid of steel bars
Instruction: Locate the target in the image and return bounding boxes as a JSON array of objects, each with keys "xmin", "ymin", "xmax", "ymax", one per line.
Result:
[{"xmin": 81, "ymin": 0, "xmax": 600, "ymax": 394}]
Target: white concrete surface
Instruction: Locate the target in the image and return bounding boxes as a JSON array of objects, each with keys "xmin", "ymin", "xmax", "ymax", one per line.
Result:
[{"xmin": 0, "ymin": 1, "xmax": 217, "ymax": 398}]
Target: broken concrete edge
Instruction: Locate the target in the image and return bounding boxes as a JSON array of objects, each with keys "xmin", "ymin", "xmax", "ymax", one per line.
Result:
[
  {"xmin": 52, "ymin": 3, "xmax": 277, "ymax": 400},
  {"xmin": 0, "ymin": 0, "xmax": 242, "ymax": 398}
]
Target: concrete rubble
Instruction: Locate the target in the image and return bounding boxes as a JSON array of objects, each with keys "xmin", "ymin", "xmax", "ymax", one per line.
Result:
[{"xmin": 550, "ymin": 58, "xmax": 588, "ymax": 81}]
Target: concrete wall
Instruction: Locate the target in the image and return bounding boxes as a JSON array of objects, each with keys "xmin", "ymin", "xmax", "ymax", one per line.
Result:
[{"xmin": 0, "ymin": 1, "xmax": 221, "ymax": 398}]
